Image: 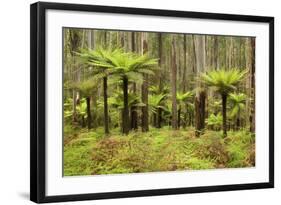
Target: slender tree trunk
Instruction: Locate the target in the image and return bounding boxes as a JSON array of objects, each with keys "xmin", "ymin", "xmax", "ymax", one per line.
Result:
[
  {"xmin": 171, "ymin": 37, "xmax": 178, "ymax": 130},
  {"xmin": 194, "ymin": 35, "xmax": 206, "ymax": 136},
  {"xmin": 123, "ymin": 76, "xmax": 129, "ymax": 134},
  {"xmin": 104, "ymin": 31, "xmax": 107, "ymax": 48},
  {"xmin": 250, "ymin": 38, "xmax": 256, "ymax": 133},
  {"xmin": 228, "ymin": 37, "xmax": 233, "ymax": 69},
  {"xmin": 72, "ymin": 90, "xmax": 77, "ymax": 123},
  {"xmin": 158, "ymin": 33, "xmax": 163, "ymax": 91},
  {"xmin": 222, "ymin": 94, "xmax": 227, "ymax": 138},
  {"xmin": 213, "ymin": 36, "xmax": 219, "ymax": 70},
  {"xmin": 182, "ymin": 34, "xmax": 187, "ymax": 92},
  {"xmin": 156, "ymin": 33, "xmax": 163, "ymax": 129},
  {"xmin": 69, "ymin": 30, "xmax": 81, "ymax": 124},
  {"xmin": 178, "ymin": 106, "xmax": 181, "ymax": 128},
  {"xmin": 86, "ymin": 97, "xmax": 92, "ymax": 130},
  {"xmin": 195, "ymin": 90, "xmax": 206, "ymax": 137},
  {"xmin": 103, "ymin": 77, "xmax": 109, "ymax": 134},
  {"xmin": 191, "ymin": 35, "xmax": 197, "ymax": 73},
  {"xmin": 157, "ymin": 108, "xmax": 162, "ymax": 128},
  {"xmin": 130, "ymin": 32, "xmax": 138, "ymax": 130},
  {"xmin": 141, "ymin": 33, "xmax": 149, "ymax": 132},
  {"xmin": 183, "ymin": 111, "xmax": 187, "ymax": 129}
]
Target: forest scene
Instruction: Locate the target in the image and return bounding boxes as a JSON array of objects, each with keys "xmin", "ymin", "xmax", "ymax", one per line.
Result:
[{"xmin": 63, "ymin": 28, "xmax": 256, "ymax": 176}]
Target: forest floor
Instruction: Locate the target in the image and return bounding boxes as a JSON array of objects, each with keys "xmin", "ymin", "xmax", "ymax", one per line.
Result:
[{"xmin": 63, "ymin": 127, "xmax": 255, "ymax": 176}]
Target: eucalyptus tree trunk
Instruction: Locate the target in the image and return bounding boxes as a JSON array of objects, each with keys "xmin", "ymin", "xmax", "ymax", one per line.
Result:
[
  {"xmin": 86, "ymin": 97, "xmax": 92, "ymax": 130},
  {"xmin": 182, "ymin": 35, "xmax": 188, "ymax": 128},
  {"xmin": 130, "ymin": 32, "xmax": 138, "ymax": 130},
  {"xmin": 141, "ymin": 33, "xmax": 149, "ymax": 132},
  {"xmin": 178, "ymin": 106, "xmax": 181, "ymax": 128},
  {"xmin": 182, "ymin": 34, "xmax": 187, "ymax": 93},
  {"xmin": 88, "ymin": 30, "xmax": 98, "ymax": 128},
  {"xmin": 194, "ymin": 35, "xmax": 206, "ymax": 137},
  {"xmin": 213, "ymin": 36, "xmax": 219, "ymax": 70},
  {"xmin": 87, "ymin": 29, "xmax": 95, "ymax": 129},
  {"xmin": 250, "ymin": 38, "xmax": 256, "ymax": 133},
  {"xmin": 157, "ymin": 33, "xmax": 163, "ymax": 128},
  {"xmin": 69, "ymin": 30, "xmax": 81, "ymax": 124},
  {"xmin": 171, "ymin": 37, "xmax": 178, "ymax": 130}
]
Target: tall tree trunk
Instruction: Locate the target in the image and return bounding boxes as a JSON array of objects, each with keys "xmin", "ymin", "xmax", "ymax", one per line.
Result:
[
  {"xmin": 178, "ymin": 106, "xmax": 181, "ymax": 128},
  {"xmin": 156, "ymin": 33, "xmax": 163, "ymax": 129},
  {"xmin": 92, "ymin": 31, "xmax": 98, "ymax": 128},
  {"xmin": 103, "ymin": 77, "xmax": 109, "ymax": 134},
  {"xmin": 158, "ymin": 33, "xmax": 163, "ymax": 92},
  {"xmin": 72, "ymin": 89, "xmax": 78, "ymax": 124},
  {"xmin": 195, "ymin": 90, "xmax": 206, "ymax": 137},
  {"xmin": 157, "ymin": 108, "xmax": 162, "ymax": 128},
  {"xmin": 104, "ymin": 31, "xmax": 107, "ymax": 48},
  {"xmin": 194, "ymin": 35, "xmax": 206, "ymax": 136},
  {"xmin": 191, "ymin": 35, "xmax": 197, "ymax": 73},
  {"xmin": 171, "ymin": 37, "xmax": 178, "ymax": 130},
  {"xmin": 123, "ymin": 76, "xmax": 129, "ymax": 134},
  {"xmin": 250, "ymin": 38, "xmax": 255, "ymax": 133},
  {"xmin": 213, "ymin": 36, "xmax": 219, "ymax": 70},
  {"xmin": 130, "ymin": 32, "xmax": 138, "ymax": 130},
  {"xmin": 86, "ymin": 97, "xmax": 92, "ymax": 130},
  {"xmin": 182, "ymin": 34, "xmax": 187, "ymax": 92},
  {"xmin": 141, "ymin": 33, "xmax": 149, "ymax": 132},
  {"xmin": 228, "ymin": 37, "xmax": 233, "ymax": 69},
  {"xmin": 86, "ymin": 30, "xmax": 92, "ymax": 129},
  {"xmin": 69, "ymin": 30, "xmax": 81, "ymax": 124},
  {"xmin": 222, "ymin": 94, "xmax": 227, "ymax": 138}
]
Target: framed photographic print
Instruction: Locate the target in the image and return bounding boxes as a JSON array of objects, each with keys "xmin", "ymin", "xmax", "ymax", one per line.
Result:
[{"xmin": 30, "ymin": 1, "xmax": 274, "ymax": 203}]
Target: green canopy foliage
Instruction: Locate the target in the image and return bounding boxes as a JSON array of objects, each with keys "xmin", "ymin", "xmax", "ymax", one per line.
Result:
[
  {"xmin": 201, "ymin": 69, "xmax": 247, "ymax": 96},
  {"xmin": 78, "ymin": 47, "xmax": 158, "ymax": 80}
]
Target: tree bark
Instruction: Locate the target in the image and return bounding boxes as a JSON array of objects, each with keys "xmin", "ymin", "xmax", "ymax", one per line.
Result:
[
  {"xmin": 194, "ymin": 35, "xmax": 206, "ymax": 136},
  {"xmin": 141, "ymin": 33, "xmax": 149, "ymax": 132},
  {"xmin": 103, "ymin": 77, "xmax": 109, "ymax": 134},
  {"xmin": 123, "ymin": 76, "xmax": 129, "ymax": 134},
  {"xmin": 157, "ymin": 108, "xmax": 162, "ymax": 128},
  {"xmin": 158, "ymin": 33, "xmax": 163, "ymax": 92},
  {"xmin": 222, "ymin": 94, "xmax": 227, "ymax": 138},
  {"xmin": 178, "ymin": 106, "xmax": 181, "ymax": 128},
  {"xmin": 130, "ymin": 32, "xmax": 138, "ymax": 130},
  {"xmin": 171, "ymin": 37, "xmax": 178, "ymax": 130},
  {"xmin": 69, "ymin": 30, "xmax": 81, "ymax": 124},
  {"xmin": 250, "ymin": 38, "xmax": 255, "ymax": 133},
  {"xmin": 213, "ymin": 36, "xmax": 219, "ymax": 70},
  {"xmin": 182, "ymin": 34, "xmax": 187, "ymax": 92},
  {"xmin": 195, "ymin": 90, "xmax": 206, "ymax": 137},
  {"xmin": 86, "ymin": 97, "xmax": 92, "ymax": 130}
]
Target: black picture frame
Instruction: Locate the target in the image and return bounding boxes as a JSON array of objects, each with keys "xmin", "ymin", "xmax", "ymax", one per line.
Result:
[{"xmin": 30, "ymin": 1, "xmax": 274, "ymax": 203}]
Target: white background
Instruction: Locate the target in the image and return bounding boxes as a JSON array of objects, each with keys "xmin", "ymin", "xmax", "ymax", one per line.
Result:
[{"xmin": 0, "ymin": 0, "xmax": 279, "ymax": 204}]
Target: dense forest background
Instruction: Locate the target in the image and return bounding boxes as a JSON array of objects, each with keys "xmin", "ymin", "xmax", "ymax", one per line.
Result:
[{"xmin": 63, "ymin": 28, "xmax": 255, "ymax": 176}]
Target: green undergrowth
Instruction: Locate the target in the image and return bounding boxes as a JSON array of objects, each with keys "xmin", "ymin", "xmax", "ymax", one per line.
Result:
[{"xmin": 64, "ymin": 127, "xmax": 255, "ymax": 176}]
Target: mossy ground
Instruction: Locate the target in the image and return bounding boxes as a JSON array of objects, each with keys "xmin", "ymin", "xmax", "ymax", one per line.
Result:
[{"xmin": 64, "ymin": 126, "xmax": 255, "ymax": 176}]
